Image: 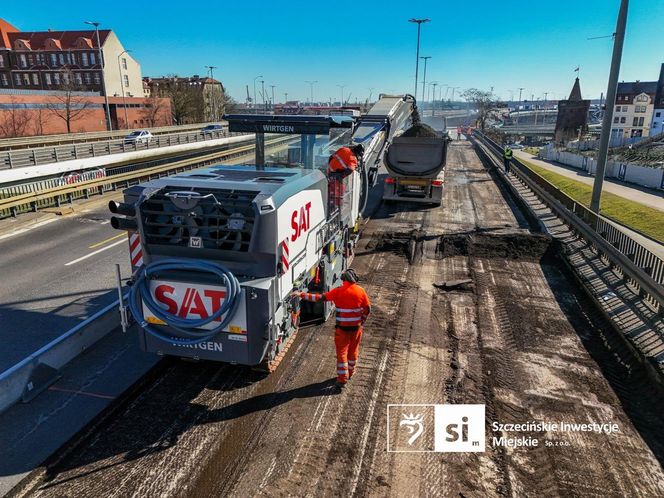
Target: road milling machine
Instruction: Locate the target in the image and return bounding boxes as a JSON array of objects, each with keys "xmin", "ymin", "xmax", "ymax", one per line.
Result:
[{"xmin": 110, "ymin": 95, "xmax": 419, "ymax": 370}]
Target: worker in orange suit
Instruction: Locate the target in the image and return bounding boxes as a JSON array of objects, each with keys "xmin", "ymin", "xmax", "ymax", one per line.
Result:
[
  {"xmin": 328, "ymin": 146, "xmax": 358, "ymax": 173},
  {"xmin": 297, "ymin": 269, "xmax": 371, "ymax": 390}
]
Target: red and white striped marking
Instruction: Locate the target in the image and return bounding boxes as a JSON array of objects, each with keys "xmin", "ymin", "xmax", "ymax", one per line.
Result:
[
  {"xmin": 280, "ymin": 238, "xmax": 290, "ymax": 271},
  {"xmin": 129, "ymin": 232, "xmax": 143, "ymax": 268}
]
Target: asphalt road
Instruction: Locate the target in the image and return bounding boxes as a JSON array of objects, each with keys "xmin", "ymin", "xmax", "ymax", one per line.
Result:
[{"xmin": 0, "ymin": 196, "xmax": 130, "ymax": 371}]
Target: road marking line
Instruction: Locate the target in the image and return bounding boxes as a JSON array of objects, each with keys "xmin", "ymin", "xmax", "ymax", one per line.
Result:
[
  {"xmin": 64, "ymin": 239, "xmax": 126, "ymax": 266},
  {"xmin": 89, "ymin": 232, "xmax": 125, "ymax": 249},
  {"xmin": 48, "ymin": 386, "xmax": 116, "ymax": 400},
  {"xmin": 0, "ymin": 217, "xmax": 59, "ymax": 241}
]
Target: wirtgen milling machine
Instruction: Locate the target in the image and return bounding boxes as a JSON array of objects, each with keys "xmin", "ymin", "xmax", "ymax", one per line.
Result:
[{"xmin": 110, "ymin": 96, "xmax": 418, "ymax": 370}]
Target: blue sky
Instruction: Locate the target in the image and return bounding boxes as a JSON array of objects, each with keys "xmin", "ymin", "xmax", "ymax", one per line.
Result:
[{"xmin": 3, "ymin": 0, "xmax": 663, "ymax": 103}]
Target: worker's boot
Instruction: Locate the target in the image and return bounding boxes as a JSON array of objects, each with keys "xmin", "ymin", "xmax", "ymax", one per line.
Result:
[{"xmin": 334, "ymin": 380, "xmax": 347, "ymax": 390}]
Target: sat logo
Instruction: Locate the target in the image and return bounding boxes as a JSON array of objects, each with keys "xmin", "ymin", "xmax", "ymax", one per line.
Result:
[{"xmin": 291, "ymin": 202, "xmax": 312, "ymax": 242}]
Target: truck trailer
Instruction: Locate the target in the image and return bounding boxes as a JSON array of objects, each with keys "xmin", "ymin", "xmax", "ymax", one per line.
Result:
[{"xmin": 382, "ymin": 132, "xmax": 450, "ymax": 206}]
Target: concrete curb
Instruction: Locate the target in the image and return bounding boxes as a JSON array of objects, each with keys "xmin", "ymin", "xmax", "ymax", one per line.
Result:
[{"xmin": 0, "ymin": 297, "xmax": 124, "ymax": 414}]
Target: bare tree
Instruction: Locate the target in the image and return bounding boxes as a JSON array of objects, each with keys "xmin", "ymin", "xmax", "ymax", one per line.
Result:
[
  {"xmin": 151, "ymin": 76, "xmax": 203, "ymax": 124},
  {"xmin": 461, "ymin": 88, "xmax": 496, "ymax": 131},
  {"xmin": 0, "ymin": 96, "xmax": 32, "ymax": 138},
  {"xmin": 140, "ymin": 95, "xmax": 169, "ymax": 127},
  {"xmin": 45, "ymin": 68, "xmax": 93, "ymax": 133},
  {"xmin": 220, "ymin": 92, "xmax": 238, "ymax": 115}
]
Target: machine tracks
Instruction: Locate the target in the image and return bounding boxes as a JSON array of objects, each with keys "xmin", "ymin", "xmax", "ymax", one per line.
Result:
[{"xmin": 10, "ymin": 140, "xmax": 664, "ymax": 498}]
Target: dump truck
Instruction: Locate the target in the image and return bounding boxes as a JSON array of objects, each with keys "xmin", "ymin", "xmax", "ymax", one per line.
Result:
[{"xmin": 382, "ymin": 129, "xmax": 450, "ymax": 206}]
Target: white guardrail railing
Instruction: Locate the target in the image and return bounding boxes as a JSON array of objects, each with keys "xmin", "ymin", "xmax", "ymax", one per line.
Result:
[{"xmin": 0, "ymin": 127, "xmax": 244, "ymax": 170}]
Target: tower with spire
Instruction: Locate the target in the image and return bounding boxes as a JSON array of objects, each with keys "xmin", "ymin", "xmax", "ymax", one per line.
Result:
[{"xmin": 554, "ymin": 77, "xmax": 591, "ymax": 144}]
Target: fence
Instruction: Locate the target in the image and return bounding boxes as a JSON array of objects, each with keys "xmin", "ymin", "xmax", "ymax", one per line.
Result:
[
  {"xmin": 0, "ymin": 127, "xmax": 251, "ymax": 170},
  {"xmin": 539, "ymin": 144, "xmax": 664, "ymax": 191}
]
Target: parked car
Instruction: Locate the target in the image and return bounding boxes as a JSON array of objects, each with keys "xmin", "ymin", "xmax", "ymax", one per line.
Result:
[
  {"xmin": 200, "ymin": 124, "xmax": 224, "ymax": 135},
  {"xmin": 124, "ymin": 130, "xmax": 154, "ymax": 144}
]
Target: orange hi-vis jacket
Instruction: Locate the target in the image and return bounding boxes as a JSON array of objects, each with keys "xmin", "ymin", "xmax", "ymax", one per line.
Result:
[
  {"xmin": 299, "ymin": 281, "xmax": 371, "ymax": 328},
  {"xmin": 329, "ymin": 147, "xmax": 358, "ymax": 173}
]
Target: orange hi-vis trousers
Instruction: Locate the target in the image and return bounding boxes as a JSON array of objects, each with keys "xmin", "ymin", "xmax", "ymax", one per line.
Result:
[{"xmin": 335, "ymin": 327, "xmax": 363, "ymax": 384}]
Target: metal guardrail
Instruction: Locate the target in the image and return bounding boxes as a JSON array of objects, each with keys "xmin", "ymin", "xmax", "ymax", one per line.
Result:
[
  {"xmin": 474, "ymin": 131, "xmax": 664, "ymax": 312},
  {"xmin": 0, "ymin": 135, "xmax": 294, "ymax": 218},
  {"xmin": 0, "ymin": 296, "xmax": 124, "ymax": 414},
  {"xmin": 0, "ymin": 128, "xmax": 247, "ymax": 170},
  {"xmin": 0, "ymin": 122, "xmax": 222, "ymax": 151}
]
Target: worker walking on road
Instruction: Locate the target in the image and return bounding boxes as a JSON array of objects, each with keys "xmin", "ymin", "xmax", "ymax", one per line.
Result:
[
  {"xmin": 297, "ymin": 269, "xmax": 371, "ymax": 390},
  {"xmin": 503, "ymin": 146, "xmax": 513, "ymax": 174}
]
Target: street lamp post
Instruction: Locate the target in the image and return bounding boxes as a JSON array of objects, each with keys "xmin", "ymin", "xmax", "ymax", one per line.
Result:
[
  {"xmin": 85, "ymin": 21, "xmax": 112, "ymax": 131},
  {"xmin": 431, "ymin": 82, "xmax": 438, "ymax": 116},
  {"xmin": 253, "ymin": 75, "xmax": 263, "ymax": 110},
  {"xmin": 205, "ymin": 65, "xmax": 218, "ymax": 121},
  {"xmin": 337, "ymin": 84, "xmax": 346, "ymax": 106},
  {"xmin": 305, "ymin": 80, "xmax": 317, "ymax": 104},
  {"xmin": 260, "ymin": 79, "xmax": 266, "ymax": 110},
  {"xmin": 591, "ymin": 0, "xmax": 629, "ymax": 213},
  {"xmin": 420, "ymin": 56, "xmax": 431, "ymax": 105},
  {"xmin": 408, "ymin": 18, "xmax": 430, "ymax": 101},
  {"xmin": 516, "ymin": 87, "xmax": 525, "ymax": 137},
  {"xmin": 117, "ymin": 49, "xmax": 131, "ymax": 129}
]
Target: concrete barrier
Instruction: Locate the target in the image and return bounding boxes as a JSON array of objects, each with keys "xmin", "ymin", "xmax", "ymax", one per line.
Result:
[
  {"xmin": 0, "ymin": 134, "xmax": 253, "ymax": 185},
  {"xmin": 0, "ymin": 297, "xmax": 124, "ymax": 414}
]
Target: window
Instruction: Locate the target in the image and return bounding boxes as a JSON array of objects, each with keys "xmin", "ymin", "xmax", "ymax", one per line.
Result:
[
  {"xmin": 90, "ymin": 52, "xmax": 96, "ymax": 65},
  {"xmin": 613, "ymin": 117, "xmax": 619, "ymax": 123},
  {"xmin": 14, "ymin": 73, "xmax": 21, "ymax": 85},
  {"xmin": 27, "ymin": 54, "xmax": 34, "ymax": 66},
  {"xmin": 62, "ymin": 72, "xmax": 69, "ymax": 84},
  {"xmin": 93, "ymin": 72, "xmax": 100, "ymax": 85},
  {"xmin": 32, "ymin": 73, "xmax": 39, "ymax": 85},
  {"xmin": 0, "ymin": 55, "xmax": 4, "ymax": 68},
  {"xmin": 0, "ymin": 74, "xmax": 8, "ymax": 86},
  {"xmin": 620, "ymin": 117, "xmax": 626, "ymax": 124},
  {"xmin": 23, "ymin": 73, "xmax": 30, "ymax": 85},
  {"xmin": 84, "ymin": 72, "xmax": 91, "ymax": 84},
  {"xmin": 53, "ymin": 72, "xmax": 60, "ymax": 85},
  {"xmin": 58, "ymin": 53, "xmax": 64, "ymax": 65},
  {"xmin": 81, "ymin": 52, "xmax": 88, "ymax": 66},
  {"xmin": 36, "ymin": 53, "xmax": 45, "ymax": 65},
  {"xmin": 45, "ymin": 72, "xmax": 51, "ymax": 85},
  {"xmin": 19, "ymin": 54, "xmax": 27, "ymax": 67},
  {"xmin": 638, "ymin": 117, "xmax": 645, "ymax": 126},
  {"xmin": 615, "ymin": 105, "xmax": 620, "ymax": 112},
  {"xmin": 656, "ymin": 112, "xmax": 661, "ymax": 118},
  {"xmin": 123, "ymin": 74, "xmax": 129, "ymax": 87},
  {"xmin": 122, "ymin": 57, "xmax": 127, "ymax": 70},
  {"xmin": 622, "ymin": 106, "xmax": 628, "ymax": 112},
  {"xmin": 75, "ymin": 72, "xmax": 82, "ymax": 85},
  {"xmin": 50, "ymin": 53, "xmax": 57, "ymax": 66}
]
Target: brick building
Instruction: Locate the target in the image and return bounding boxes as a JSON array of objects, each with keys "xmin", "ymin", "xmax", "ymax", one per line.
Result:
[
  {"xmin": 0, "ymin": 91, "xmax": 172, "ymax": 137},
  {"xmin": 0, "ymin": 18, "xmax": 142, "ymax": 99}
]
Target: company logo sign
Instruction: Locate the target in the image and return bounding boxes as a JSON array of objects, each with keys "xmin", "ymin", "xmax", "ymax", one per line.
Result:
[
  {"xmin": 387, "ymin": 404, "xmax": 485, "ymax": 453},
  {"xmin": 290, "ymin": 201, "xmax": 312, "ymax": 242},
  {"xmin": 262, "ymin": 124, "xmax": 295, "ymax": 133}
]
